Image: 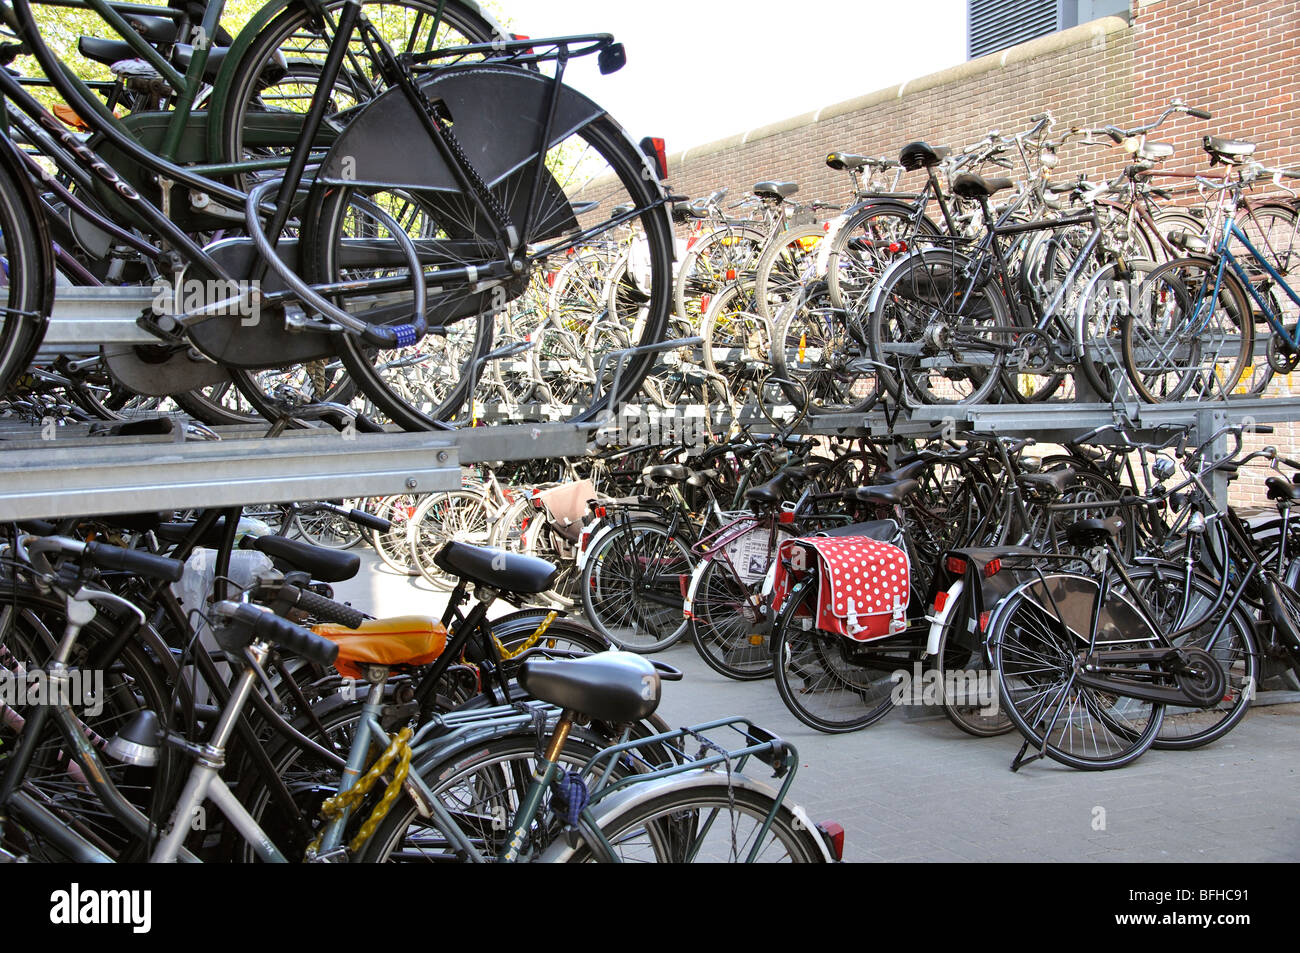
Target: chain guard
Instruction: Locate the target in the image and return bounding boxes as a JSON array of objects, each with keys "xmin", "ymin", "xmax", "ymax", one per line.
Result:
[
  {"xmin": 1267, "ymin": 330, "xmax": 1300, "ymax": 373},
  {"xmin": 1168, "ymin": 646, "xmax": 1228, "ymax": 708}
]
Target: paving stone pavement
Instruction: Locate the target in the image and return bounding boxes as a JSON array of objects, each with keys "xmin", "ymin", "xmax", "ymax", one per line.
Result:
[{"xmin": 337, "ymin": 552, "xmax": 1300, "ymax": 863}]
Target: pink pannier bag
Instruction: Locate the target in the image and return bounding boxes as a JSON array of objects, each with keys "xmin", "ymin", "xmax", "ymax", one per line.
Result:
[{"xmin": 770, "ymin": 536, "xmax": 910, "ymax": 642}]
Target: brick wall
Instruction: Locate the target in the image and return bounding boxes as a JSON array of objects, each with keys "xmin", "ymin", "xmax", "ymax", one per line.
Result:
[{"xmin": 662, "ymin": 3, "xmax": 1300, "ymax": 506}]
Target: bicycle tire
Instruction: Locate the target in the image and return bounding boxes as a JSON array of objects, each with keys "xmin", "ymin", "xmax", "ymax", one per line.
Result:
[
  {"xmin": 673, "ymin": 222, "xmax": 767, "ymax": 321},
  {"xmin": 1122, "ymin": 256, "xmax": 1254, "ymax": 404},
  {"xmin": 770, "ymin": 284, "xmax": 880, "ymax": 414},
  {"xmin": 408, "ymin": 489, "xmax": 494, "ymax": 591},
  {"xmin": 753, "ymin": 224, "xmax": 826, "ymax": 323},
  {"xmin": 932, "ymin": 583, "xmax": 1014, "ymax": 737},
  {"xmin": 579, "ymin": 519, "xmax": 693, "ymax": 653},
  {"xmin": 688, "ymin": 558, "xmax": 776, "ymax": 681},
  {"xmin": 771, "ymin": 580, "xmax": 903, "ymax": 733},
  {"xmin": 869, "ymin": 247, "xmax": 1010, "ymax": 405},
  {"xmin": 1113, "ymin": 564, "xmax": 1258, "ymax": 751},
  {"xmin": 356, "ymin": 731, "xmax": 617, "ymax": 863},
  {"xmin": 825, "ymin": 201, "xmax": 939, "ymax": 314},
  {"xmin": 989, "ymin": 574, "xmax": 1165, "ymax": 770},
  {"xmin": 570, "ymin": 782, "xmax": 827, "ymax": 863},
  {"xmin": 0, "ymin": 139, "xmax": 53, "ymax": 400},
  {"xmin": 305, "ymin": 99, "xmax": 672, "ymax": 429}
]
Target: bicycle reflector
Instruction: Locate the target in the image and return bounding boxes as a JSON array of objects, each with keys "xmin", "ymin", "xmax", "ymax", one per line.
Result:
[
  {"xmin": 933, "ymin": 590, "xmax": 949, "ymax": 613},
  {"xmin": 593, "ymin": 505, "xmax": 607, "ymax": 518},
  {"xmin": 945, "ymin": 556, "xmax": 967, "ymax": 575},
  {"xmin": 640, "ymin": 136, "xmax": 668, "ymax": 180},
  {"xmin": 818, "ymin": 822, "xmax": 845, "ymax": 861},
  {"xmin": 983, "ymin": 558, "xmax": 1002, "ymax": 578},
  {"xmin": 778, "ymin": 511, "xmax": 795, "ymax": 523},
  {"xmin": 979, "ymin": 610, "xmax": 991, "ymax": 632},
  {"xmin": 725, "ymin": 268, "xmax": 737, "ymax": 281}
]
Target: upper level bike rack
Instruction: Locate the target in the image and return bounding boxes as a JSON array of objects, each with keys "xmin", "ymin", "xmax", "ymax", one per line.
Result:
[{"xmin": 0, "ymin": 418, "xmax": 588, "ymax": 521}]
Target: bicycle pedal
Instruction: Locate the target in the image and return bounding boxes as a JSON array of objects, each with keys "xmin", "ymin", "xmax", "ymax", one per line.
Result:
[{"xmin": 306, "ymin": 845, "xmax": 350, "ymax": 863}]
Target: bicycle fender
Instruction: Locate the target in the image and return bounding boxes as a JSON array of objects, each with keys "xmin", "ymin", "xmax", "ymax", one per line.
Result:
[
  {"xmin": 535, "ymin": 768, "xmax": 834, "ymax": 863},
  {"xmin": 927, "ymin": 579, "xmax": 964, "ymax": 656}
]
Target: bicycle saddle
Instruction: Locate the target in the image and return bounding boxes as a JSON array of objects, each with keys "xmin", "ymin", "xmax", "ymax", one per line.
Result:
[
  {"xmin": 642, "ymin": 464, "xmax": 690, "ymax": 483},
  {"xmin": 1266, "ymin": 476, "xmax": 1300, "ymax": 502},
  {"xmin": 1203, "ymin": 136, "xmax": 1256, "ymax": 165},
  {"xmin": 313, "ymin": 616, "xmax": 447, "ymax": 679},
  {"xmin": 814, "ymin": 518, "xmax": 900, "ymax": 542},
  {"xmin": 952, "ymin": 172, "xmax": 1014, "ymax": 200},
  {"xmin": 432, "ymin": 540, "xmax": 557, "ymax": 596},
  {"xmin": 898, "ymin": 141, "xmax": 950, "ymax": 171},
  {"xmin": 518, "ymin": 651, "xmax": 660, "ymax": 723},
  {"xmin": 248, "ymin": 535, "xmax": 361, "ymax": 583},
  {"xmin": 1018, "ymin": 466, "xmax": 1074, "ymax": 496},
  {"xmin": 1064, "ymin": 516, "xmax": 1125, "ymax": 549},
  {"xmin": 123, "ymin": 14, "xmax": 180, "ymax": 45},
  {"xmin": 826, "ymin": 152, "xmax": 871, "ymax": 171},
  {"xmin": 846, "ymin": 479, "xmax": 920, "ymax": 506},
  {"xmin": 753, "ymin": 181, "xmax": 799, "ymax": 201},
  {"xmin": 1136, "ymin": 141, "xmax": 1174, "ymax": 162}
]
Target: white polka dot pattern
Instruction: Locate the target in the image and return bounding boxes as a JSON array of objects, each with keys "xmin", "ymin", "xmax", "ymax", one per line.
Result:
[{"xmin": 771, "ymin": 536, "xmax": 911, "ymax": 641}]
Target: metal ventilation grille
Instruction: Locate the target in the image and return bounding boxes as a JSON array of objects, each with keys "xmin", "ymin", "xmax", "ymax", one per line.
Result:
[{"xmin": 968, "ymin": 0, "xmax": 1060, "ymax": 59}]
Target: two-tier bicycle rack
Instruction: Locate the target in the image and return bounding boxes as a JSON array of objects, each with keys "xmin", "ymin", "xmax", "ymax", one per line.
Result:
[{"xmin": 11, "ymin": 286, "xmax": 1300, "ymax": 521}]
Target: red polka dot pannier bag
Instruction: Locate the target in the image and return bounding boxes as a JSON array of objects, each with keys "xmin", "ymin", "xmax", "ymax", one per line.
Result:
[{"xmin": 770, "ymin": 535, "xmax": 910, "ymax": 641}]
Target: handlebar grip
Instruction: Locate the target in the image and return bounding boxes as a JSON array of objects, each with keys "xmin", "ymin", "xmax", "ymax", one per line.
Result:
[
  {"xmin": 346, "ymin": 508, "xmax": 391, "ymax": 533},
  {"xmin": 1186, "ymin": 107, "xmax": 1212, "ymax": 120},
  {"xmin": 292, "ymin": 587, "xmax": 365, "ymax": 629},
  {"xmin": 1253, "ymin": 424, "xmax": 1275, "ymax": 434},
  {"xmin": 84, "ymin": 541, "xmax": 185, "ymax": 583},
  {"xmin": 236, "ymin": 603, "xmax": 339, "ymax": 666}
]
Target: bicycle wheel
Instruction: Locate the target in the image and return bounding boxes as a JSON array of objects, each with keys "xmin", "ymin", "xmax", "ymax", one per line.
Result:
[
  {"xmin": 409, "ymin": 490, "xmax": 494, "ymax": 591},
  {"xmin": 580, "ymin": 520, "xmax": 693, "ymax": 652},
  {"xmin": 1112, "ymin": 564, "xmax": 1258, "ymax": 750},
  {"xmin": 689, "ymin": 558, "xmax": 775, "ymax": 681},
  {"xmin": 869, "ymin": 248, "xmax": 1011, "ymax": 405},
  {"xmin": 753, "ymin": 225, "xmax": 825, "ymax": 322},
  {"xmin": 673, "ymin": 222, "xmax": 766, "ymax": 321},
  {"xmin": 990, "ymin": 574, "xmax": 1164, "ymax": 770},
  {"xmin": 699, "ymin": 282, "xmax": 768, "ymax": 388},
  {"xmin": 356, "ymin": 732, "xmax": 614, "ymax": 863},
  {"xmin": 216, "ymin": 0, "xmax": 503, "ymax": 190},
  {"xmin": 825, "ymin": 202, "xmax": 938, "ymax": 314},
  {"xmin": 0, "ymin": 141, "xmax": 53, "ymax": 400},
  {"xmin": 771, "ymin": 580, "xmax": 903, "ymax": 733},
  {"xmin": 0, "ymin": 587, "xmax": 173, "ymax": 861},
  {"xmin": 370, "ymin": 494, "xmax": 422, "ymax": 575},
  {"xmin": 294, "ymin": 500, "xmax": 365, "ymax": 549},
  {"xmin": 1075, "ymin": 259, "xmax": 1155, "ymax": 400},
  {"xmin": 572, "ymin": 783, "xmax": 827, "ymax": 863},
  {"xmin": 1122, "ymin": 256, "xmax": 1253, "ymax": 403},
  {"xmin": 771, "ymin": 284, "xmax": 880, "ymax": 414},
  {"xmin": 932, "ymin": 584, "xmax": 1014, "ymax": 737},
  {"xmin": 306, "ymin": 94, "xmax": 673, "ymax": 429}
]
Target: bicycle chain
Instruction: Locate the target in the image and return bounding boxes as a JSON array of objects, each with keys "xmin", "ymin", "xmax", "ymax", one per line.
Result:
[{"xmin": 420, "ymin": 96, "xmax": 518, "ymax": 251}]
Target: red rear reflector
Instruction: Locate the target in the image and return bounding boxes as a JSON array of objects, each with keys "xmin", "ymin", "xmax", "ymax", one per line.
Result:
[
  {"xmin": 984, "ymin": 558, "xmax": 1001, "ymax": 578},
  {"xmin": 640, "ymin": 136, "xmax": 668, "ymax": 180},
  {"xmin": 594, "ymin": 505, "xmax": 606, "ymax": 518},
  {"xmin": 945, "ymin": 556, "xmax": 967, "ymax": 575},
  {"xmin": 778, "ymin": 511, "xmax": 794, "ymax": 523},
  {"xmin": 545, "ymin": 271, "xmax": 556, "ymax": 286},
  {"xmin": 725, "ymin": 268, "xmax": 737, "ymax": 281},
  {"xmin": 679, "ymin": 575, "xmax": 690, "ymax": 598},
  {"xmin": 933, "ymin": 590, "xmax": 948, "ymax": 613},
  {"xmin": 511, "ymin": 33, "xmax": 534, "ymax": 53},
  {"xmin": 979, "ymin": 611, "xmax": 991, "ymax": 632},
  {"xmin": 700, "ymin": 294, "xmax": 712, "ymax": 313},
  {"xmin": 819, "ymin": 822, "xmax": 845, "ymax": 861}
]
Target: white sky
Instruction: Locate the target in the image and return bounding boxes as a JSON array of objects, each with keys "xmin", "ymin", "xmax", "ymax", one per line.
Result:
[{"xmin": 506, "ymin": 1, "xmax": 968, "ymax": 152}]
